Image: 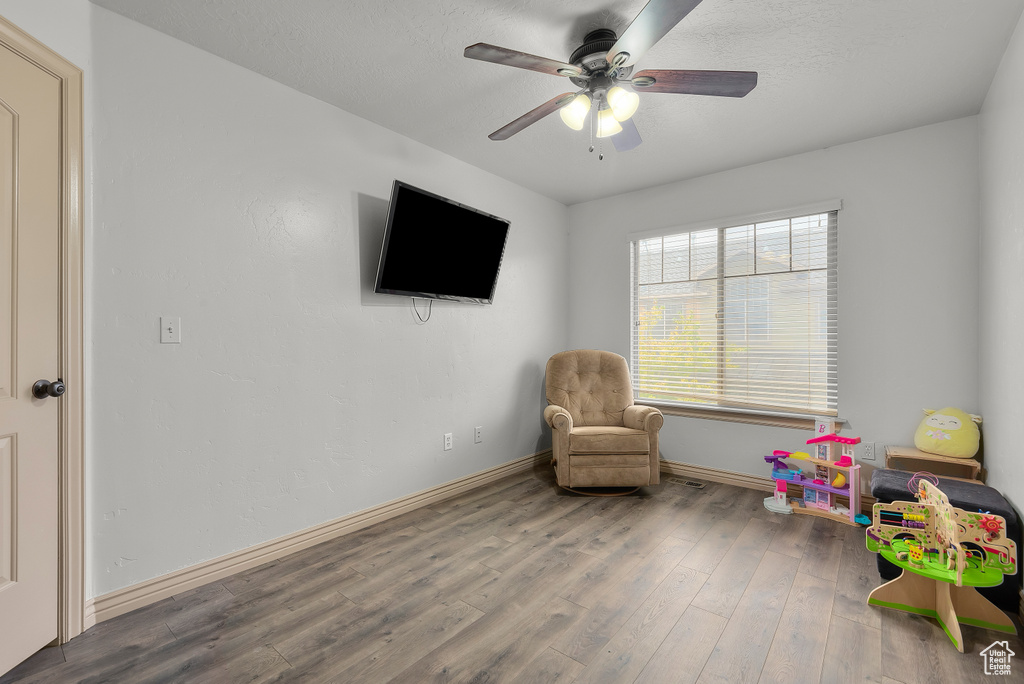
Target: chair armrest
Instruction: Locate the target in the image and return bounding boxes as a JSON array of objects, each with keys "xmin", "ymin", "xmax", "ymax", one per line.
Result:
[
  {"xmin": 625, "ymin": 405, "xmax": 664, "ymax": 486},
  {"xmin": 544, "ymin": 405, "xmax": 573, "ymax": 432},
  {"xmin": 623, "ymin": 405, "xmax": 664, "ymax": 432}
]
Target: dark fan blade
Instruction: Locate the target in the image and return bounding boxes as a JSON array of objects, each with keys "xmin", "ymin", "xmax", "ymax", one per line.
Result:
[
  {"xmin": 606, "ymin": 0, "xmax": 704, "ymax": 69},
  {"xmin": 465, "ymin": 43, "xmax": 582, "ymax": 77},
  {"xmin": 632, "ymin": 69, "xmax": 757, "ymax": 97},
  {"xmin": 612, "ymin": 118, "xmax": 643, "ymax": 152},
  {"xmin": 488, "ymin": 92, "xmax": 576, "ymax": 141}
]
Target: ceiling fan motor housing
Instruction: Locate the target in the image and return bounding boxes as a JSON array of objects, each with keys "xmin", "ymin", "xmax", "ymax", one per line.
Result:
[{"xmin": 569, "ymin": 29, "xmax": 633, "ymax": 88}]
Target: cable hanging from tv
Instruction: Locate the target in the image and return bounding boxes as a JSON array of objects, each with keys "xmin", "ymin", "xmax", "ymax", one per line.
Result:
[{"xmin": 412, "ymin": 298, "xmax": 432, "ymax": 323}]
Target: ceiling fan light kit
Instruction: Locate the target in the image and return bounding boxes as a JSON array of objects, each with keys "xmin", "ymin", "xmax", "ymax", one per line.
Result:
[
  {"xmin": 559, "ymin": 93, "xmax": 592, "ymax": 130},
  {"xmin": 464, "ymin": 0, "xmax": 758, "ymax": 157}
]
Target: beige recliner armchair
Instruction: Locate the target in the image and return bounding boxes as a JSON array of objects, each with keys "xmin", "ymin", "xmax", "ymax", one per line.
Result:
[{"xmin": 544, "ymin": 349, "xmax": 664, "ymax": 493}]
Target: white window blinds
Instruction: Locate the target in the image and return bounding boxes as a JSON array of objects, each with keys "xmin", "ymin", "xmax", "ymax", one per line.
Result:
[{"xmin": 630, "ymin": 209, "xmax": 838, "ymax": 416}]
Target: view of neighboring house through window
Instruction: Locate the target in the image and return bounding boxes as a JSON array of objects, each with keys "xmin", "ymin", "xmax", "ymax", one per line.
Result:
[{"xmin": 630, "ymin": 208, "xmax": 838, "ymax": 416}]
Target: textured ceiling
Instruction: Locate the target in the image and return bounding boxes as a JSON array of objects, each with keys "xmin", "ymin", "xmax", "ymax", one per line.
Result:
[{"xmin": 90, "ymin": 0, "xmax": 1024, "ymax": 205}]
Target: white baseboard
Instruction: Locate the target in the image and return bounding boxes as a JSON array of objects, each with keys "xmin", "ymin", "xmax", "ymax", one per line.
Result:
[
  {"xmin": 84, "ymin": 450, "xmax": 553, "ymax": 628},
  {"xmin": 660, "ymin": 459, "xmax": 775, "ymax": 492}
]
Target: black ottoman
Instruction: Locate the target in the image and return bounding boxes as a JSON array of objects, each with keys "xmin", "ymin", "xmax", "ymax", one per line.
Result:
[{"xmin": 870, "ymin": 469, "xmax": 1021, "ymax": 612}]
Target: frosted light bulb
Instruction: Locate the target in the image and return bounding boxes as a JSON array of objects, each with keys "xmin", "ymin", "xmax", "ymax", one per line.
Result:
[
  {"xmin": 607, "ymin": 86, "xmax": 639, "ymax": 122},
  {"xmin": 559, "ymin": 93, "xmax": 591, "ymax": 131},
  {"xmin": 596, "ymin": 107, "xmax": 622, "ymax": 138}
]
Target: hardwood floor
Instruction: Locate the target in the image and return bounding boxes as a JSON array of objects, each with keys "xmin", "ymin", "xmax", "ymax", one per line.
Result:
[{"xmin": 4, "ymin": 465, "xmax": 1022, "ymax": 683}]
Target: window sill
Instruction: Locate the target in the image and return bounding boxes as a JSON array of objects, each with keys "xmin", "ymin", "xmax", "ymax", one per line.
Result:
[{"xmin": 636, "ymin": 401, "xmax": 842, "ymax": 430}]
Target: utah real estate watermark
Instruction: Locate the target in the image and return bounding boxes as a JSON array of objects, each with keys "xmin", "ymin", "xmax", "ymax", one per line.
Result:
[{"xmin": 980, "ymin": 640, "xmax": 1014, "ymax": 676}]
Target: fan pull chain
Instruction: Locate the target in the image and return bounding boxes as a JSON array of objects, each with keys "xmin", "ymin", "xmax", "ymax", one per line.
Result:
[
  {"xmin": 587, "ymin": 97, "xmax": 604, "ymax": 160},
  {"xmin": 589, "ymin": 98, "xmax": 595, "ymax": 155}
]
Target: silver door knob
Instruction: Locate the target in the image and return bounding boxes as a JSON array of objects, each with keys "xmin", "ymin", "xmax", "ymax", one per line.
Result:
[{"xmin": 32, "ymin": 378, "xmax": 65, "ymax": 399}]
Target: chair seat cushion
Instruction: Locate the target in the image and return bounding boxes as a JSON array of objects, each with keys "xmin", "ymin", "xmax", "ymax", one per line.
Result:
[{"xmin": 569, "ymin": 425, "xmax": 649, "ymax": 454}]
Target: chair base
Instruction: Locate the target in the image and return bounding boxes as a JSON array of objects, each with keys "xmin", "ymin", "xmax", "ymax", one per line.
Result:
[{"xmin": 559, "ymin": 484, "xmax": 642, "ymax": 497}]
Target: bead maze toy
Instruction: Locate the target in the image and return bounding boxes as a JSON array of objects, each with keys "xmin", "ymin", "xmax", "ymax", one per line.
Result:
[
  {"xmin": 763, "ymin": 431, "xmax": 864, "ymax": 526},
  {"xmin": 865, "ymin": 473, "xmax": 1018, "ymax": 652}
]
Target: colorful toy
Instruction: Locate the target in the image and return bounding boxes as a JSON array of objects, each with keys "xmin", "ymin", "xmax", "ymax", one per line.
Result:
[
  {"xmin": 763, "ymin": 429, "xmax": 862, "ymax": 526},
  {"xmin": 913, "ymin": 407, "xmax": 982, "ymax": 459},
  {"xmin": 764, "ymin": 480, "xmax": 793, "ymax": 514},
  {"xmin": 865, "ymin": 475, "xmax": 1017, "ymax": 652}
]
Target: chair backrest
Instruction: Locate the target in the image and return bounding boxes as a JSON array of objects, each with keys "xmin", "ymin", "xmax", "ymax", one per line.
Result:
[{"xmin": 545, "ymin": 350, "xmax": 635, "ymax": 426}]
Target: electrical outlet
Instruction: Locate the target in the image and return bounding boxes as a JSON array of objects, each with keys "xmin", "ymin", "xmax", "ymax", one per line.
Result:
[
  {"xmin": 862, "ymin": 442, "xmax": 877, "ymax": 462},
  {"xmin": 474, "ymin": 426, "xmax": 483, "ymax": 444},
  {"xmin": 444, "ymin": 433, "xmax": 452, "ymax": 451}
]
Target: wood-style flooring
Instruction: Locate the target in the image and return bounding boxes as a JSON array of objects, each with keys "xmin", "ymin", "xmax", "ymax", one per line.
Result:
[{"xmin": 4, "ymin": 465, "xmax": 1022, "ymax": 683}]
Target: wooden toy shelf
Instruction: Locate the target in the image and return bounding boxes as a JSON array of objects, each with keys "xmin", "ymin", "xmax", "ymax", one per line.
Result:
[{"xmin": 884, "ymin": 445, "xmax": 982, "ymax": 482}]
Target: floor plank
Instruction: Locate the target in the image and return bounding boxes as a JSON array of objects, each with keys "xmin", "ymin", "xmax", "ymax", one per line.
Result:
[
  {"xmin": 188, "ymin": 644, "xmax": 291, "ymax": 684},
  {"xmin": 758, "ymin": 571, "xmax": 836, "ymax": 684},
  {"xmin": 689, "ymin": 517, "xmax": 779, "ymax": 619},
  {"xmin": 561, "ymin": 535, "xmax": 694, "ymax": 610},
  {"xmin": 633, "ymin": 605, "xmax": 728, "ymax": 684},
  {"xmin": 820, "ymin": 614, "xmax": 883, "ymax": 684},
  {"xmin": 553, "ymin": 537, "xmax": 695, "ymax": 663},
  {"xmin": 303, "ymin": 600, "xmax": 485, "ymax": 683},
  {"xmin": 461, "ymin": 517, "xmax": 613, "ymax": 614},
  {"xmin": 570, "ymin": 564, "xmax": 710, "ymax": 683},
  {"xmin": 697, "ymin": 550, "xmax": 801, "ymax": 684},
  {"xmin": 679, "ymin": 516, "xmax": 748, "ymax": 574},
  {"xmin": 508, "ymin": 647, "xmax": 585, "ymax": 684},
  {"xmin": 832, "ymin": 522, "xmax": 883, "ymax": 629},
  {"xmin": 392, "ymin": 596, "xmax": 585, "ymax": 683},
  {"xmin": 797, "ymin": 516, "xmax": 846, "ymax": 582},
  {"xmin": 767, "ymin": 511, "xmax": 815, "ymax": 559},
  {"xmin": 668, "ymin": 485, "xmax": 739, "ymax": 542}
]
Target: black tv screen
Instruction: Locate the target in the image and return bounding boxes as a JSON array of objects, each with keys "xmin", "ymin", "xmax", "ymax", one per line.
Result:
[{"xmin": 374, "ymin": 181, "xmax": 511, "ymax": 304}]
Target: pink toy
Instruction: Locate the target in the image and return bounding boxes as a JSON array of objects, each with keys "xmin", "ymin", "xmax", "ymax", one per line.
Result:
[
  {"xmin": 762, "ymin": 428, "xmax": 865, "ymax": 526},
  {"xmin": 764, "ymin": 479, "xmax": 793, "ymax": 514}
]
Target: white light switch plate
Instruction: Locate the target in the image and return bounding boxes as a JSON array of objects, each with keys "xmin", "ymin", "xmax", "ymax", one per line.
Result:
[{"xmin": 160, "ymin": 316, "xmax": 181, "ymax": 344}]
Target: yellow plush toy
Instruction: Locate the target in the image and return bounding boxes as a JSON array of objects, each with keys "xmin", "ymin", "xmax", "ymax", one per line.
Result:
[{"xmin": 913, "ymin": 407, "xmax": 981, "ymax": 459}]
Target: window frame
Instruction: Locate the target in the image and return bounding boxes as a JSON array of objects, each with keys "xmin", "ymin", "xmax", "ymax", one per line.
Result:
[{"xmin": 629, "ymin": 200, "xmax": 842, "ymax": 428}]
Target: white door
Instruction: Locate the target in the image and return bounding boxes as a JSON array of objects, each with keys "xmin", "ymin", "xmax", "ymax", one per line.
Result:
[{"xmin": 0, "ymin": 36, "xmax": 62, "ymax": 676}]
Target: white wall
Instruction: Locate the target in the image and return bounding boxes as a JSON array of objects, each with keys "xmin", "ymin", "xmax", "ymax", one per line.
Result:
[
  {"xmin": 0, "ymin": 0, "xmax": 91, "ymax": 67},
  {"xmin": 2, "ymin": 1, "xmax": 569, "ymax": 598},
  {"xmin": 568, "ymin": 118, "xmax": 981, "ymax": 479},
  {"xmin": 979, "ymin": 13, "xmax": 1024, "ymax": 512}
]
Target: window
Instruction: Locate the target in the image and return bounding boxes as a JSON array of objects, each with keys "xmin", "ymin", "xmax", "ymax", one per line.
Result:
[{"xmin": 630, "ymin": 206, "xmax": 838, "ymax": 418}]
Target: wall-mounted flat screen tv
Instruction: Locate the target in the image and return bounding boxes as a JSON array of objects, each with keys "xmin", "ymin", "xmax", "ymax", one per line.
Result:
[{"xmin": 374, "ymin": 181, "xmax": 511, "ymax": 304}]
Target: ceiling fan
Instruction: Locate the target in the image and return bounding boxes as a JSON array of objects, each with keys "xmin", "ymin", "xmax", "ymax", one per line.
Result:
[{"xmin": 464, "ymin": 0, "xmax": 757, "ymax": 156}]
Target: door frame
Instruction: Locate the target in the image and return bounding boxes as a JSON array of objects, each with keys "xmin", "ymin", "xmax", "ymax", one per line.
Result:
[{"xmin": 0, "ymin": 15, "xmax": 85, "ymax": 644}]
